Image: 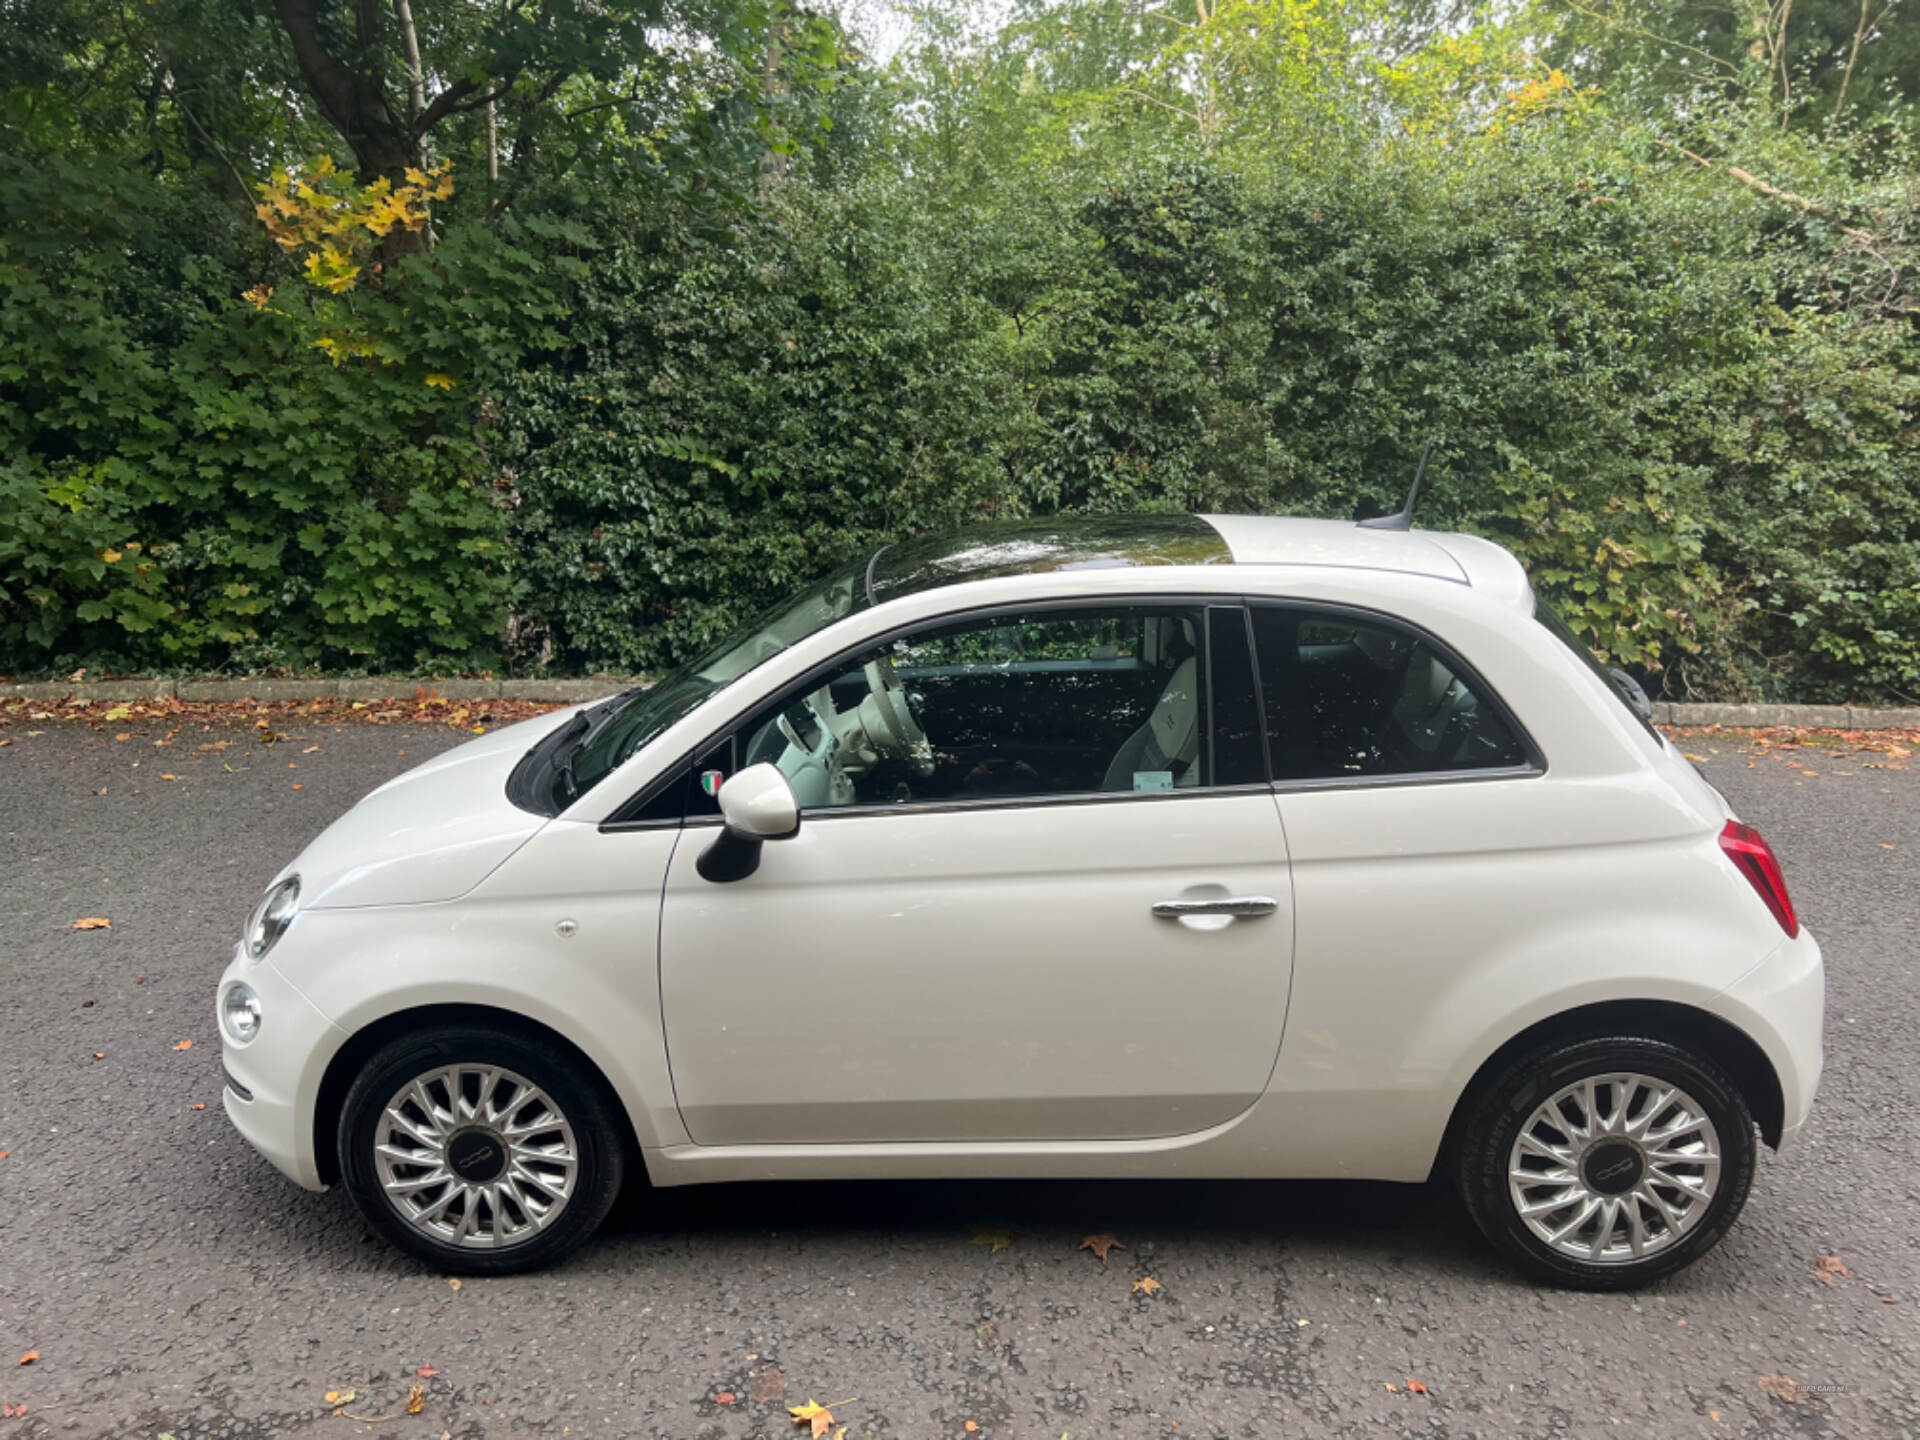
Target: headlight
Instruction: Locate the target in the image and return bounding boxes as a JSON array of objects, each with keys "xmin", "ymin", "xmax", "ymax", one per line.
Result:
[
  {"xmin": 221, "ymin": 982, "xmax": 262, "ymax": 1044},
  {"xmin": 244, "ymin": 876, "xmax": 301, "ymax": 961}
]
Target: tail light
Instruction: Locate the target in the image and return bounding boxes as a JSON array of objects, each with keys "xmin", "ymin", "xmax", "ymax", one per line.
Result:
[{"xmin": 1719, "ymin": 820, "xmax": 1799, "ymax": 938}]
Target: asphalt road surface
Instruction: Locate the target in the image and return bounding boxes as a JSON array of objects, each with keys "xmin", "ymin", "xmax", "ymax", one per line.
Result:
[{"xmin": 1, "ymin": 713, "xmax": 1916, "ymax": 1439}]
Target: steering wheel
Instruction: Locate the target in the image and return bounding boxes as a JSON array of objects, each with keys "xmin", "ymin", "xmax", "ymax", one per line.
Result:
[{"xmin": 862, "ymin": 656, "xmax": 934, "ymax": 774}]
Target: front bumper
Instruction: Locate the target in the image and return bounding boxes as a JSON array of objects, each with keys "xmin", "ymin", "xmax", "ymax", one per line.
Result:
[
  {"xmin": 1721, "ymin": 924, "xmax": 1824, "ymax": 1151},
  {"xmin": 218, "ymin": 943, "xmax": 346, "ymax": 1191}
]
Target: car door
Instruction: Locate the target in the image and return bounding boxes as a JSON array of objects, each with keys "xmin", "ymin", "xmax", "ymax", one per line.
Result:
[{"xmin": 654, "ymin": 600, "xmax": 1296, "ymax": 1146}]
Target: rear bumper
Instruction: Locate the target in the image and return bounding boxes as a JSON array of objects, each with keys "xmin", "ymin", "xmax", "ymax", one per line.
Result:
[
  {"xmin": 1721, "ymin": 925, "xmax": 1824, "ymax": 1151},
  {"xmin": 218, "ymin": 944, "xmax": 344, "ymax": 1191}
]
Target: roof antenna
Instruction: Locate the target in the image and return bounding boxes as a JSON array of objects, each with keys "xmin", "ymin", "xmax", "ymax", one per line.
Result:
[{"xmin": 1358, "ymin": 439, "xmax": 1434, "ymax": 532}]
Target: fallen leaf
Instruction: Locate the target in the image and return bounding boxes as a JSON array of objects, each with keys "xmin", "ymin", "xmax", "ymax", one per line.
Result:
[
  {"xmin": 1383, "ymin": 1382, "xmax": 1398, "ymax": 1392},
  {"xmin": 789, "ymin": 1399, "xmax": 835, "ymax": 1435},
  {"xmin": 1132, "ymin": 1276, "xmax": 1163, "ymax": 1295},
  {"xmin": 159, "ymin": 772, "xmax": 178, "ymax": 781},
  {"xmin": 1883, "ymin": 844, "xmax": 1896, "ymax": 850},
  {"xmin": 171, "ymin": 1039, "xmax": 194, "ymax": 1052},
  {"xmin": 415, "ymin": 1365, "xmax": 439, "ymax": 1378},
  {"xmin": 291, "ymin": 783, "xmax": 303, "ymax": 791},
  {"xmin": 965, "ymin": 1423, "xmax": 979, "ymax": 1433},
  {"xmin": 446, "ymin": 1278, "xmax": 463, "ymax": 1291},
  {"xmin": 0, "ymin": 1151, "xmax": 8, "ymax": 1159},
  {"xmin": 406, "ymin": 1384, "xmax": 425, "ymax": 1415},
  {"xmin": 1757, "ymin": 1373, "xmax": 1804, "ymax": 1403},
  {"xmin": 1709, "ymin": 1409, "xmax": 1722, "ymax": 1423},
  {"xmin": 190, "ymin": 1103, "xmax": 206, "ymax": 1111},
  {"xmin": 2, "ymin": 1403, "xmax": 27, "ymax": 1418},
  {"xmin": 303, "ymin": 745, "xmax": 319, "ymax": 753},
  {"xmin": 715, "ymin": 1391, "xmax": 735, "ymax": 1405},
  {"xmin": 749, "ymin": 1365, "xmax": 786, "ymax": 1403},
  {"xmin": 1406, "ymin": 1378, "xmax": 1428, "ymax": 1395},
  {"xmin": 324, "ymin": 1389, "xmax": 357, "ymax": 1407},
  {"xmin": 18, "ymin": 1352, "xmax": 38, "ymax": 1366},
  {"xmin": 969, "ymin": 1228, "xmax": 1012, "ymax": 1253},
  {"xmin": 92, "ymin": 1052, "xmax": 105, "ymax": 1060},
  {"xmin": 71, "ymin": 917, "xmax": 111, "ymax": 930},
  {"xmin": 1080, "ymin": 1233, "xmax": 1125, "ymax": 1264},
  {"xmin": 1815, "ymin": 1254, "xmax": 1850, "ymax": 1284},
  {"xmin": 1683, "ymin": 752, "xmax": 1707, "ymax": 762}
]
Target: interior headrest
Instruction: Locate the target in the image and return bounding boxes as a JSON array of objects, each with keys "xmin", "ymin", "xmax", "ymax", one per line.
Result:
[{"xmin": 1148, "ymin": 655, "xmax": 1200, "ymax": 760}]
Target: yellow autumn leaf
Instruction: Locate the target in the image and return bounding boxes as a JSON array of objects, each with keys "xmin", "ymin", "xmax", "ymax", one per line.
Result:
[
  {"xmin": 1132, "ymin": 1276, "xmax": 1163, "ymax": 1295},
  {"xmin": 102, "ymin": 547, "xmax": 122, "ymax": 563},
  {"xmin": 788, "ymin": 1399, "xmax": 835, "ymax": 1435},
  {"xmin": 425, "ymin": 373, "xmax": 457, "ymax": 390},
  {"xmin": 242, "ymin": 284, "xmax": 274, "ymax": 309},
  {"xmin": 323, "ymin": 1388, "xmax": 356, "ymax": 1407}
]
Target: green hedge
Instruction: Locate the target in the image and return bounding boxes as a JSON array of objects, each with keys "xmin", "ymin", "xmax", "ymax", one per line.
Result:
[{"xmin": 4, "ymin": 131, "xmax": 1916, "ymax": 701}]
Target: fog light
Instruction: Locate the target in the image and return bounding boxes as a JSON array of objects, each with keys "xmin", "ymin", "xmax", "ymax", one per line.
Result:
[{"xmin": 222, "ymin": 982, "xmax": 262, "ymax": 1045}]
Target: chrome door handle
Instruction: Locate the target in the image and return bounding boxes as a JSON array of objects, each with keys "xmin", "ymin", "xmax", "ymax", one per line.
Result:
[{"xmin": 1151, "ymin": 895, "xmax": 1279, "ymax": 919}]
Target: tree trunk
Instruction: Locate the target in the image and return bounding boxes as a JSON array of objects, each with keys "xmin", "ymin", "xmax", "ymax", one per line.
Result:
[
  {"xmin": 270, "ymin": 0, "xmax": 414, "ymax": 183},
  {"xmin": 271, "ymin": 0, "xmax": 426, "ymax": 254},
  {"xmin": 393, "ymin": 0, "xmax": 427, "ymax": 143}
]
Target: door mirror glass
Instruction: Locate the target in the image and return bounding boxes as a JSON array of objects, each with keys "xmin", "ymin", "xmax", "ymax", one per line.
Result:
[{"xmin": 697, "ymin": 763, "xmax": 799, "ymax": 884}]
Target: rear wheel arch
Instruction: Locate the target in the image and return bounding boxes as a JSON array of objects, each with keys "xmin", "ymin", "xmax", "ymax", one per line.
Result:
[
  {"xmin": 1434, "ymin": 999, "xmax": 1786, "ymax": 1179},
  {"xmin": 313, "ymin": 1002, "xmax": 642, "ymax": 1188}
]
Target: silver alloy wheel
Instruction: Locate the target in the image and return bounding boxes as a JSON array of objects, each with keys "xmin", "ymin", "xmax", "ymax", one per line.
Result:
[
  {"xmin": 1507, "ymin": 1071, "xmax": 1721, "ymax": 1264},
  {"xmin": 372, "ymin": 1064, "xmax": 579, "ymax": 1249}
]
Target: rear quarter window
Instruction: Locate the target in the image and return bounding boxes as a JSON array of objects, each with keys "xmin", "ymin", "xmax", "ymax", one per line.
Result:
[{"xmin": 1252, "ymin": 606, "xmax": 1531, "ymax": 781}]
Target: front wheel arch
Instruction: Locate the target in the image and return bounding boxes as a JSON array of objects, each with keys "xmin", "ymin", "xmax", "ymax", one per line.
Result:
[
  {"xmin": 313, "ymin": 1003, "xmax": 642, "ymax": 1188},
  {"xmin": 1433, "ymin": 999, "xmax": 1785, "ymax": 1184}
]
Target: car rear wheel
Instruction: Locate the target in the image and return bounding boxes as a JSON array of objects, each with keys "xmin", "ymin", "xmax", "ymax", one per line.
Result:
[
  {"xmin": 1453, "ymin": 1036, "xmax": 1756, "ymax": 1290},
  {"xmin": 338, "ymin": 1026, "xmax": 625, "ymax": 1274}
]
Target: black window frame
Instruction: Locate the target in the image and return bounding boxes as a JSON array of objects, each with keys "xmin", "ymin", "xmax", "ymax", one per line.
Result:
[
  {"xmin": 601, "ymin": 596, "xmax": 1273, "ymax": 830},
  {"xmin": 1248, "ymin": 599, "xmax": 1545, "ymax": 792}
]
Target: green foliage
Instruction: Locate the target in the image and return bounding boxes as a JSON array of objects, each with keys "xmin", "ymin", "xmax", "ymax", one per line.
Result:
[
  {"xmin": 0, "ymin": 156, "xmax": 576, "ymax": 671},
  {"xmin": 498, "ymin": 178, "xmax": 1023, "ymax": 672},
  {"xmin": 3, "ymin": 0, "xmax": 1917, "ymax": 702}
]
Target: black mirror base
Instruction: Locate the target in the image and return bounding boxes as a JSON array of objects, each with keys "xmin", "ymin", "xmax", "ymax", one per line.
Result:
[{"xmin": 696, "ymin": 827, "xmax": 764, "ymax": 883}]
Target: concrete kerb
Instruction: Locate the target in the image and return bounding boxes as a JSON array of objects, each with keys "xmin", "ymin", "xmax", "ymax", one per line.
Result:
[{"xmin": 3, "ymin": 680, "xmax": 1918, "ymax": 729}]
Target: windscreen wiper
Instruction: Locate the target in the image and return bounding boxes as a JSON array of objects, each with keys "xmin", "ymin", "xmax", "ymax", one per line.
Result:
[{"xmin": 552, "ymin": 710, "xmax": 592, "ymax": 800}]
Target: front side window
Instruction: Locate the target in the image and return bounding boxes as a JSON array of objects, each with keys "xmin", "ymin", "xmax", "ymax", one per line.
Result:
[
  {"xmin": 1252, "ymin": 607, "xmax": 1529, "ymax": 781},
  {"xmin": 705, "ymin": 604, "xmax": 1237, "ymax": 811}
]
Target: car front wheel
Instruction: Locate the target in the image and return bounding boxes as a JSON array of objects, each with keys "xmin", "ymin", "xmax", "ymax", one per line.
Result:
[
  {"xmin": 1453, "ymin": 1036, "xmax": 1757, "ymax": 1290},
  {"xmin": 338, "ymin": 1025, "xmax": 625, "ymax": 1274}
]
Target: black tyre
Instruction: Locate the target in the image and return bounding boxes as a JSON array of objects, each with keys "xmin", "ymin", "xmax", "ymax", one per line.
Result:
[
  {"xmin": 1452, "ymin": 1036, "xmax": 1756, "ymax": 1290},
  {"xmin": 338, "ymin": 1025, "xmax": 625, "ymax": 1274}
]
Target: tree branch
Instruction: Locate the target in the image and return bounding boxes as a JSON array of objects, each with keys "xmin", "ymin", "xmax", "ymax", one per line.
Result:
[
  {"xmin": 160, "ymin": 71, "xmax": 253, "ymax": 205},
  {"xmin": 1826, "ymin": 0, "xmax": 1875, "ymax": 140}
]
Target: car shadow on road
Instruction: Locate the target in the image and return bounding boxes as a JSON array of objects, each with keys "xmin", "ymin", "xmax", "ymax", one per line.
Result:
[{"xmin": 602, "ymin": 1174, "xmax": 1489, "ymax": 1271}]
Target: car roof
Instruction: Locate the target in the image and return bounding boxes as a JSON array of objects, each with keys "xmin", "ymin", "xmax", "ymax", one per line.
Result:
[{"xmin": 867, "ymin": 513, "xmax": 1533, "ymax": 611}]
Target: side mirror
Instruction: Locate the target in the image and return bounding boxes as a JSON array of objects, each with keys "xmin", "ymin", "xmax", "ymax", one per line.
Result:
[{"xmin": 696, "ymin": 763, "xmax": 800, "ymax": 883}]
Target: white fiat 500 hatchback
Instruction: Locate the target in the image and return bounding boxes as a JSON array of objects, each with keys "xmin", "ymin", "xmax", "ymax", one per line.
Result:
[{"xmin": 217, "ymin": 515, "xmax": 1822, "ymax": 1288}]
